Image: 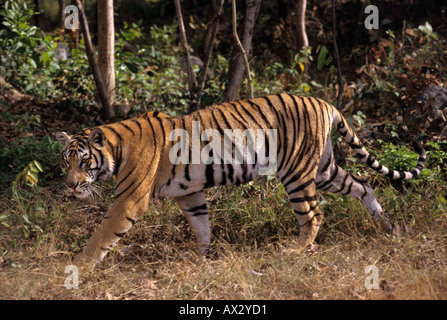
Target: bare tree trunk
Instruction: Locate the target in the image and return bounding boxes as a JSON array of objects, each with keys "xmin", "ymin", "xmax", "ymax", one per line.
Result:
[
  {"xmin": 224, "ymin": 0, "xmax": 261, "ymax": 102},
  {"xmin": 332, "ymin": 0, "xmax": 343, "ymax": 110},
  {"xmin": 174, "ymin": 0, "xmax": 199, "ymax": 111},
  {"xmin": 175, "ymin": 0, "xmax": 223, "ymax": 113},
  {"xmin": 194, "ymin": 0, "xmax": 224, "ymax": 108},
  {"xmin": 295, "ymin": 0, "xmax": 308, "ymax": 74},
  {"xmin": 76, "ymin": 0, "xmax": 115, "ymax": 120},
  {"xmin": 97, "ymin": 0, "xmax": 116, "ymax": 107},
  {"xmin": 295, "ymin": 0, "xmax": 308, "ymax": 50},
  {"xmin": 231, "ymin": 0, "xmax": 254, "ymax": 99},
  {"xmin": 33, "ymin": 0, "xmax": 41, "ymax": 28},
  {"xmin": 58, "ymin": 0, "xmax": 66, "ymax": 30}
]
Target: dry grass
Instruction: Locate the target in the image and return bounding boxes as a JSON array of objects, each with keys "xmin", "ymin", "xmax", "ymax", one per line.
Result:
[{"xmin": 1, "ymin": 177, "xmax": 447, "ymax": 300}]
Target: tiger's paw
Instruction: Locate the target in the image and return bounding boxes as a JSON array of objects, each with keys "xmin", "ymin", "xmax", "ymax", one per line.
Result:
[
  {"xmin": 73, "ymin": 254, "xmax": 97, "ymax": 274},
  {"xmin": 282, "ymin": 243, "xmax": 319, "ymax": 255}
]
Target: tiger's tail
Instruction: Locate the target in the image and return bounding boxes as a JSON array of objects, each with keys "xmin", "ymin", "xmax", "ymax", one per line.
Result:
[{"xmin": 332, "ymin": 108, "xmax": 426, "ymax": 180}]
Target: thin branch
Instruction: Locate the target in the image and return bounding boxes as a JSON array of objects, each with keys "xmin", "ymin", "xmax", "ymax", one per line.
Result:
[
  {"xmin": 75, "ymin": 0, "xmax": 114, "ymax": 119},
  {"xmin": 295, "ymin": 0, "xmax": 308, "ymax": 49},
  {"xmin": 232, "ymin": 0, "xmax": 254, "ymax": 99},
  {"xmin": 197, "ymin": 0, "xmax": 224, "ymax": 92},
  {"xmin": 332, "ymin": 0, "xmax": 343, "ymax": 110},
  {"xmin": 174, "ymin": 0, "xmax": 199, "ymax": 106}
]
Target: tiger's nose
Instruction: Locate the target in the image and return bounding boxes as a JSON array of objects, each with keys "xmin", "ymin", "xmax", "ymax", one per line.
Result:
[{"xmin": 66, "ymin": 181, "xmax": 79, "ymax": 190}]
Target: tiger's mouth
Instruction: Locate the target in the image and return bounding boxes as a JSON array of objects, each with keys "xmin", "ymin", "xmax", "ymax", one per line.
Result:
[{"xmin": 67, "ymin": 182, "xmax": 103, "ymax": 200}]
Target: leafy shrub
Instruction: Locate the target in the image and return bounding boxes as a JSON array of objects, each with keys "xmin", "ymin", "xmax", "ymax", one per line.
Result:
[
  {"xmin": 0, "ymin": 134, "xmax": 62, "ymax": 190},
  {"xmin": 376, "ymin": 139, "xmax": 447, "ymax": 192},
  {"xmin": 0, "ymin": 0, "xmax": 42, "ymax": 92}
]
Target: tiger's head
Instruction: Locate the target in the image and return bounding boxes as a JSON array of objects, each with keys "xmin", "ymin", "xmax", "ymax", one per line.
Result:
[{"xmin": 55, "ymin": 128, "xmax": 115, "ymax": 199}]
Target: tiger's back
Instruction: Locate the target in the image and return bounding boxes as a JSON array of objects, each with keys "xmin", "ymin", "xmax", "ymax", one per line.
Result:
[{"xmin": 155, "ymin": 94, "xmax": 332, "ymax": 200}]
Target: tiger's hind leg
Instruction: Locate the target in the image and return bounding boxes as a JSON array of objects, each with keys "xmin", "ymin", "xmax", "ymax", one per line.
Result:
[
  {"xmin": 282, "ymin": 177, "xmax": 324, "ymax": 252},
  {"xmin": 174, "ymin": 191, "xmax": 211, "ymax": 255},
  {"xmin": 316, "ymin": 143, "xmax": 398, "ymax": 235}
]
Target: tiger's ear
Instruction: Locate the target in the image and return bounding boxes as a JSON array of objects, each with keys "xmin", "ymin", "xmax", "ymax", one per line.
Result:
[
  {"xmin": 55, "ymin": 132, "xmax": 72, "ymax": 145},
  {"xmin": 89, "ymin": 128, "xmax": 106, "ymax": 149}
]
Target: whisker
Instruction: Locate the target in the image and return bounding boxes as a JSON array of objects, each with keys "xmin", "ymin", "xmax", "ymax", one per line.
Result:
[{"xmin": 89, "ymin": 183, "xmax": 105, "ymax": 200}]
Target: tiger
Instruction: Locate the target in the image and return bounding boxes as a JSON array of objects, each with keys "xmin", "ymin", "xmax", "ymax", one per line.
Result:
[{"xmin": 55, "ymin": 94, "xmax": 425, "ymax": 270}]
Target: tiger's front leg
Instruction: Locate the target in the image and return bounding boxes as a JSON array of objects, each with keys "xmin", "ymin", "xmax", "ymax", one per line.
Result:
[{"xmin": 74, "ymin": 194, "xmax": 150, "ymax": 271}]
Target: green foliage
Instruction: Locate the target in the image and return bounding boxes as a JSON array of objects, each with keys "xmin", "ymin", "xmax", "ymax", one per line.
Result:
[
  {"xmin": 12, "ymin": 160, "xmax": 43, "ymax": 189},
  {"xmin": 115, "ymin": 22, "xmax": 191, "ymax": 115},
  {"xmin": 0, "ymin": 106, "xmax": 63, "ymax": 190},
  {"xmin": 377, "ymin": 140, "xmax": 419, "ymax": 172},
  {"xmin": 0, "ymin": 0, "xmax": 41, "ymax": 91},
  {"xmin": 252, "ymin": 46, "xmax": 327, "ymax": 97},
  {"xmin": 376, "ymin": 140, "xmax": 447, "ymax": 192},
  {"xmin": 358, "ymin": 22, "xmax": 447, "ymax": 115},
  {"xmin": 316, "ymin": 45, "xmax": 334, "ymax": 72},
  {"xmin": 0, "ymin": 134, "xmax": 62, "ymax": 189},
  {"xmin": 11, "ymin": 160, "xmax": 43, "ymax": 206}
]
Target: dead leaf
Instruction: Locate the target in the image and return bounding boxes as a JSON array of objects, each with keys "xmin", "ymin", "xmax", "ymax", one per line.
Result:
[
  {"xmin": 380, "ymin": 279, "xmax": 397, "ymax": 293},
  {"xmin": 347, "ymin": 286, "xmax": 366, "ymax": 300},
  {"xmin": 135, "ymin": 276, "xmax": 158, "ymax": 290}
]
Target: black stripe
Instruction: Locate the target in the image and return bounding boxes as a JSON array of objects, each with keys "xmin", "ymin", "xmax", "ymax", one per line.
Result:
[
  {"xmin": 115, "ymin": 232, "xmax": 126, "ymax": 238},
  {"xmin": 210, "ymin": 109, "xmax": 225, "ymax": 135},
  {"xmin": 319, "ymin": 154, "xmax": 333, "ymax": 174},
  {"xmin": 184, "ymin": 164, "xmax": 191, "ymax": 181},
  {"xmin": 266, "ymin": 96, "xmax": 288, "ymax": 173},
  {"xmin": 227, "ymin": 163, "xmax": 234, "ymax": 184},
  {"xmin": 143, "ymin": 114, "xmax": 157, "ymax": 151},
  {"xmin": 237, "ymin": 101, "xmax": 258, "ymax": 126},
  {"xmin": 399, "ymin": 171, "xmax": 406, "ymax": 179},
  {"xmin": 116, "ymin": 166, "xmax": 136, "ymax": 191},
  {"xmin": 221, "ymin": 163, "xmax": 227, "ymax": 185},
  {"xmin": 342, "ymin": 180, "xmax": 353, "ymax": 196},
  {"xmin": 103, "ymin": 126, "xmax": 123, "ymax": 169},
  {"xmin": 287, "ymin": 178, "xmax": 315, "ymax": 195},
  {"xmin": 290, "ymin": 195, "xmax": 317, "ymax": 203},
  {"xmin": 118, "ymin": 122, "xmax": 135, "ymax": 136},
  {"xmin": 360, "ymin": 184, "xmax": 368, "ymax": 200},
  {"xmin": 386, "ymin": 169, "xmax": 395, "ymax": 178},
  {"xmin": 366, "ymin": 155, "xmax": 375, "ymax": 167},
  {"xmin": 115, "ymin": 118, "xmax": 157, "ymax": 201},
  {"xmin": 179, "ymin": 183, "xmax": 188, "ymax": 190},
  {"xmin": 126, "ymin": 216, "xmax": 136, "ymax": 225},
  {"xmin": 227, "ymin": 105, "xmax": 249, "ymax": 129},
  {"xmin": 154, "ymin": 116, "xmax": 166, "ymax": 147},
  {"xmin": 131, "ymin": 119, "xmax": 143, "ymax": 141},
  {"xmin": 215, "ymin": 107, "xmax": 232, "ymax": 129},
  {"xmin": 293, "ymin": 203, "xmax": 318, "ymax": 215},
  {"xmin": 332, "ymin": 172, "xmax": 350, "ymax": 193},
  {"xmin": 204, "ymin": 164, "xmax": 215, "ymax": 188},
  {"xmin": 350, "ymin": 143, "xmax": 363, "ymax": 149},
  {"xmin": 356, "ymin": 152, "xmax": 366, "ymax": 159},
  {"xmin": 114, "ymin": 176, "xmax": 136, "ymax": 200},
  {"xmin": 277, "ymin": 95, "xmax": 301, "ymax": 173},
  {"xmin": 103, "ymin": 126, "xmax": 123, "ymax": 141},
  {"xmin": 280, "ymin": 96, "xmax": 311, "ymax": 184},
  {"xmin": 192, "ymin": 211, "xmax": 209, "ymax": 216},
  {"xmin": 246, "ymin": 99, "xmax": 272, "ymax": 127},
  {"xmin": 277, "ymin": 94, "xmax": 291, "ymax": 120},
  {"xmin": 315, "ymin": 165, "xmax": 339, "ymax": 190},
  {"xmin": 187, "ymin": 204, "xmax": 207, "ymax": 212}
]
